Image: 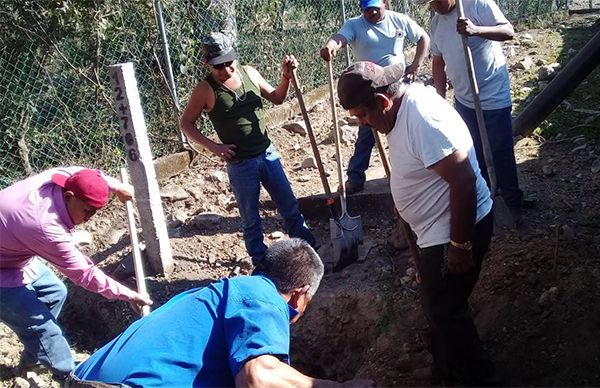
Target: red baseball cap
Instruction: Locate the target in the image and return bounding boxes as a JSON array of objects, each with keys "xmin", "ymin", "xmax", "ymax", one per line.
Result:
[{"xmin": 51, "ymin": 169, "xmax": 110, "ymax": 209}]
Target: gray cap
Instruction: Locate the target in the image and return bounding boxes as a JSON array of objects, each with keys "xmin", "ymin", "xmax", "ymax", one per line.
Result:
[
  {"xmin": 203, "ymin": 32, "xmax": 238, "ymax": 65},
  {"xmin": 337, "ymin": 61, "xmax": 405, "ymax": 110}
]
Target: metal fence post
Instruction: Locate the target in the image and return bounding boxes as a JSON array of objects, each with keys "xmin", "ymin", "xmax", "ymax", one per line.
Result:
[
  {"xmin": 340, "ymin": 0, "xmax": 352, "ymax": 67},
  {"xmin": 153, "ymin": 0, "xmax": 185, "ymax": 149}
]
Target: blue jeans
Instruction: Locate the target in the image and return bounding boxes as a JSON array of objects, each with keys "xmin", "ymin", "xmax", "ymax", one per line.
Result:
[
  {"xmin": 346, "ymin": 125, "xmax": 375, "ymax": 186},
  {"xmin": 454, "ymin": 100, "xmax": 523, "ymax": 208},
  {"xmin": 0, "ymin": 259, "xmax": 74, "ymax": 377},
  {"xmin": 227, "ymin": 144, "xmax": 316, "ymax": 265}
]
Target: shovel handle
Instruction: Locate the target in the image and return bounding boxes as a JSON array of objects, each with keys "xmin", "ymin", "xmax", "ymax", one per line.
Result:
[
  {"xmin": 456, "ymin": 0, "xmax": 499, "ymax": 196},
  {"xmin": 290, "ymin": 69, "xmax": 332, "ymax": 197},
  {"xmin": 372, "ymin": 129, "xmax": 391, "ymax": 178},
  {"xmin": 327, "ymin": 60, "xmax": 348, "ymax": 215},
  {"xmin": 120, "ymin": 168, "xmax": 150, "ymax": 317}
]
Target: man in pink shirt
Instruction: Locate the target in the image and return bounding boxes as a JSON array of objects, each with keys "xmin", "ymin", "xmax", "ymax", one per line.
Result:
[{"xmin": 0, "ymin": 167, "xmax": 153, "ymax": 380}]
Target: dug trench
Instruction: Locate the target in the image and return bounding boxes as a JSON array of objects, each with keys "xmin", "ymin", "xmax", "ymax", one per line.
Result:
[{"xmin": 59, "ymin": 184, "xmax": 438, "ymax": 386}]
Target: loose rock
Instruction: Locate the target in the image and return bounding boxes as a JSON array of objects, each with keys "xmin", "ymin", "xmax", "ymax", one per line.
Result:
[{"xmin": 282, "ymin": 121, "xmax": 307, "ymax": 136}]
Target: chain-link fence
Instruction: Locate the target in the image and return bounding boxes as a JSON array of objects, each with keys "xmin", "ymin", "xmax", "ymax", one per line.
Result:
[{"xmin": 0, "ymin": 0, "xmax": 571, "ymax": 188}]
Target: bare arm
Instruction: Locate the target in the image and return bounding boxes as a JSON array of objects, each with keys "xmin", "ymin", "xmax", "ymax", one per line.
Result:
[
  {"xmin": 179, "ymin": 81, "xmax": 236, "ymax": 161},
  {"xmin": 236, "ymin": 355, "xmax": 373, "ymax": 388},
  {"xmin": 320, "ymin": 34, "xmax": 348, "ymax": 62},
  {"xmin": 245, "ymin": 55, "xmax": 298, "ymax": 105},
  {"xmin": 457, "ymin": 18, "xmax": 514, "ymax": 41},
  {"xmin": 236, "ymin": 355, "xmax": 337, "ymax": 388},
  {"xmin": 430, "ymin": 150, "xmax": 477, "ymax": 273},
  {"xmin": 431, "ymin": 55, "xmax": 447, "ymax": 98},
  {"xmin": 404, "ymin": 33, "xmax": 430, "ymax": 80}
]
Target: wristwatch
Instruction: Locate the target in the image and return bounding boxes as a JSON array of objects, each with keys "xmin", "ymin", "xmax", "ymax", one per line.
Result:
[{"xmin": 450, "ymin": 240, "xmax": 472, "ymax": 251}]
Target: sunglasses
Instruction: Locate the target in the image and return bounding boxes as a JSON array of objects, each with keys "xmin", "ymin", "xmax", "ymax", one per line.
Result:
[{"xmin": 212, "ymin": 61, "xmax": 234, "ymax": 70}]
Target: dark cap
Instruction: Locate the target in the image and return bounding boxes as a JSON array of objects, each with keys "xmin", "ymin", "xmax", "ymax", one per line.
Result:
[
  {"xmin": 203, "ymin": 32, "xmax": 238, "ymax": 65},
  {"xmin": 52, "ymin": 169, "xmax": 110, "ymax": 209},
  {"xmin": 337, "ymin": 61, "xmax": 405, "ymax": 110}
]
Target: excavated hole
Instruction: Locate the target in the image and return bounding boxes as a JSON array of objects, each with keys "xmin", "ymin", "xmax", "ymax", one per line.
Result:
[{"xmin": 61, "ymin": 191, "xmax": 422, "ymax": 382}]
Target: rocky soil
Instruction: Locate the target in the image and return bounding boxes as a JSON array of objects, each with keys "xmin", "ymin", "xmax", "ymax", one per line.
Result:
[{"xmin": 1, "ymin": 11, "xmax": 599, "ymax": 388}]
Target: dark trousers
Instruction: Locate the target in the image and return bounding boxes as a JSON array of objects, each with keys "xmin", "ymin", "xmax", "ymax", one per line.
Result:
[
  {"xmin": 415, "ymin": 213, "xmax": 500, "ymax": 386},
  {"xmin": 454, "ymin": 100, "xmax": 523, "ymax": 208}
]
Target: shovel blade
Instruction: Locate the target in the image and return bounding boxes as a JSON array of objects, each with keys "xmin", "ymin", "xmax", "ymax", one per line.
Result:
[
  {"xmin": 493, "ymin": 195, "xmax": 516, "ymax": 230},
  {"xmin": 329, "ymin": 213, "xmax": 363, "ymax": 272}
]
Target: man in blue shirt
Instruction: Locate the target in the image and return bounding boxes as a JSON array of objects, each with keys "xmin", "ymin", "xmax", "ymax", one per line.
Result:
[
  {"xmin": 321, "ymin": 0, "xmax": 429, "ymax": 194},
  {"xmin": 70, "ymin": 239, "xmax": 370, "ymax": 387}
]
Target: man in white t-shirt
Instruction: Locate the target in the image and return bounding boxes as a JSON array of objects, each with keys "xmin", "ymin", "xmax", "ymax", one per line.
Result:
[
  {"xmin": 337, "ymin": 61, "xmax": 501, "ymax": 386},
  {"xmin": 320, "ymin": 0, "xmax": 429, "ymax": 194},
  {"xmin": 423, "ymin": 0, "xmax": 523, "ymax": 221}
]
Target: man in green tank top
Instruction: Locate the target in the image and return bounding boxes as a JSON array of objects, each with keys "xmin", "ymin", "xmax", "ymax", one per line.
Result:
[{"xmin": 180, "ymin": 32, "xmax": 317, "ymax": 265}]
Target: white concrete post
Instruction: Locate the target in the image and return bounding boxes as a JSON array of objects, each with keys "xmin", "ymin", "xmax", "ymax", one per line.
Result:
[{"xmin": 108, "ymin": 62, "xmax": 173, "ymax": 276}]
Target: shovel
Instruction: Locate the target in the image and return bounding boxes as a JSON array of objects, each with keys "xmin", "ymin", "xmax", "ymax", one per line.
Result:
[
  {"xmin": 456, "ymin": 0, "xmax": 515, "ymax": 230},
  {"xmin": 327, "ymin": 60, "xmax": 363, "ymax": 270}
]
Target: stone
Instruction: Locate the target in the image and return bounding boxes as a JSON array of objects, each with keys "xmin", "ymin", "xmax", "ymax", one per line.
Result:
[
  {"xmin": 326, "ymin": 124, "xmax": 358, "ymax": 145},
  {"xmin": 300, "ymin": 157, "xmax": 317, "ymax": 169},
  {"xmin": 505, "ymin": 45, "xmax": 516, "ymax": 57},
  {"xmin": 282, "ymin": 121, "xmax": 307, "ymax": 136},
  {"xmin": 72, "ymin": 230, "xmax": 93, "ymax": 246},
  {"xmin": 186, "ymin": 186, "xmax": 204, "ymax": 200},
  {"xmin": 269, "ymin": 231, "xmax": 285, "ymax": 240},
  {"xmin": 194, "ymin": 213, "xmax": 224, "ymax": 229},
  {"xmin": 108, "ymin": 228, "xmax": 127, "ymax": 245},
  {"xmin": 520, "ymin": 32, "xmax": 534, "ymax": 41},
  {"xmin": 345, "ymin": 116, "xmax": 359, "ymax": 125},
  {"xmin": 168, "ymin": 210, "xmax": 188, "ymax": 228},
  {"xmin": 400, "ymin": 276, "xmax": 411, "ymax": 286},
  {"xmin": 406, "ymin": 267, "xmax": 416, "ymax": 278},
  {"xmin": 513, "ymin": 56, "xmax": 534, "ymax": 70},
  {"xmin": 297, "ymin": 175, "xmax": 311, "ymax": 182},
  {"xmin": 206, "ymin": 170, "xmax": 226, "ymax": 183},
  {"xmin": 538, "ymin": 65, "xmax": 557, "ymax": 81},
  {"xmin": 13, "ymin": 377, "xmax": 30, "ymax": 388},
  {"xmin": 160, "ymin": 185, "xmax": 189, "ymax": 202}
]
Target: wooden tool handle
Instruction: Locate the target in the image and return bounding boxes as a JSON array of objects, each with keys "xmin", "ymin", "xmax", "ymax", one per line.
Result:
[
  {"xmin": 291, "ymin": 69, "xmax": 332, "ymax": 197},
  {"xmin": 120, "ymin": 168, "xmax": 150, "ymax": 317}
]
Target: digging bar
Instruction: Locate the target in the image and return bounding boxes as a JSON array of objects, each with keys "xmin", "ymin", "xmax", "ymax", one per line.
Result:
[
  {"xmin": 456, "ymin": 0, "xmax": 515, "ymax": 230},
  {"xmin": 327, "ymin": 60, "xmax": 363, "ymax": 270},
  {"xmin": 120, "ymin": 168, "xmax": 151, "ymax": 317}
]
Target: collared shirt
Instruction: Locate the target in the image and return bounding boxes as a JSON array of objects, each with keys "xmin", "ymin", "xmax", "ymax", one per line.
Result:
[
  {"xmin": 75, "ymin": 275, "xmax": 297, "ymax": 387},
  {"xmin": 0, "ymin": 167, "xmax": 135, "ymax": 300},
  {"xmin": 339, "ymin": 11, "xmax": 425, "ymax": 67}
]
